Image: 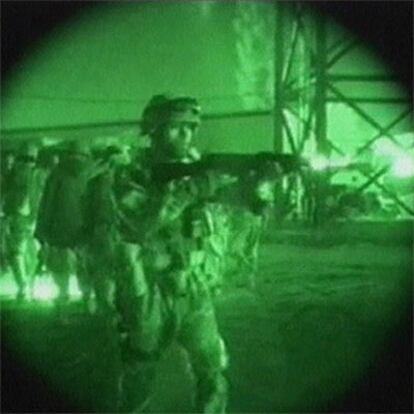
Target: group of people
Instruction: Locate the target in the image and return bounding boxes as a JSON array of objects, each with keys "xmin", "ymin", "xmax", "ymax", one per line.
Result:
[
  {"xmin": 1, "ymin": 94, "xmax": 281, "ymax": 413},
  {"xmin": 1, "ymin": 138, "xmax": 128, "ymax": 307}
]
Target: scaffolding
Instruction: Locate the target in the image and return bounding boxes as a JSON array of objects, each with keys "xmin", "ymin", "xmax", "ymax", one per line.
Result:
[{"xmin": 273, "ymin": 2, "xmax": 413, "ymax": 222}]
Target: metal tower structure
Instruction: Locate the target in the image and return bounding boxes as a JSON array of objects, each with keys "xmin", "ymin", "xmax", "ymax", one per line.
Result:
[{"xmin": 273, "ymin": 1, "xmax": 413, "ymax": 222}]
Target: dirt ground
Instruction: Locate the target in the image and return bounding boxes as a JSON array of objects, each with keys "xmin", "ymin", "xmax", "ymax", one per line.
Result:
[{"xmin": 1, "ymin": 222, "xmax": 413, "ymax": 413}]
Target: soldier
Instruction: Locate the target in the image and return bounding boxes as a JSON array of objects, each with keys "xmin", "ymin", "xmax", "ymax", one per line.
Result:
[
  {"xmin": 32, "ymin": 146, "xmax": 59, "ymax": 278},
  {"xmin": 225, "ymin": 174, "xmax": 277, "ymax": 289},
  {"xmin": 82, "ymin": 144, "xmax": 131, "ymax": 317},
  {"xmin": 35, "ymin": 139, "xmax": 105, "ymax": 313},
  {"xmin": 0, "ymin": 148, "xmax": 16, "ymax": 214},
  {"xmin": 96, "ymin": 95, "xmax": 228, "ymax": 413},
  {"xmin": 100, "ymin": 94, "xmax": 282, "ymax": 413},
  {"xmin": 2, "ymin": 143, "xmax": 39, "ymax": 299},
  {"xmin": 0, "ymin": 148, "xmax": 16, "ymax": 273}
]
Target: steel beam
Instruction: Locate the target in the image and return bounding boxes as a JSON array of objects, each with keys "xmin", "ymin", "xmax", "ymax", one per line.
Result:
[
  {"xmin": 328, "ymin": 74, "xmax": 401, "ymax": 82},
  {"xmin": 282, "ymin": 18, "xmax": 300, "ymax": 85},
  {"xmin": 273, "ymin": 2, "xmax": 285, "ymax": 153},
  {"xmin": 326, "ymin": 97, "xmax": 410, "ymax": 104},
  {"xmin": 281, "ymin": 110, "xmax": 298, "ymax": 154},
  {"xmin": 314, "ymin": 13, "xmax": 329, "ymax": 156},
  {"xmin": 327, "ymin": 83, "xmax": 404, "ymax": 144},
  {"xmin": 284, "ymin": 105, "xmax": 314, "ymax": 153},
  {"xmin": 355, "ymin": 109, "xmax": 411, "ymax": 156},
  {"xmin": 326, "ymin": 39, "xmax": 359, "ymax": 69}
]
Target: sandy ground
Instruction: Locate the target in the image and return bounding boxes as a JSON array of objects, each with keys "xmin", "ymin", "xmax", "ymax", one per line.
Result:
[{"xmin": 1, "ymin": 224, "xmax": 412, "ymax": 413}]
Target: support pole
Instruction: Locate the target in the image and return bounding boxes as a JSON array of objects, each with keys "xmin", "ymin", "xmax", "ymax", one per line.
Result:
[
  {"xmin": 312, "ymin": 13, "xmax": 330, "ymax": 226},
  {"xmin": 272, "ymin": 1, "xmax": 287, "ymax": 222},
  {"xmin": 273, "ymin": 1, "xmax": 285, "ymax": 154},
  {"xmin": 314, "ymin": 13, "xmax": 329, "ymax": 156}
]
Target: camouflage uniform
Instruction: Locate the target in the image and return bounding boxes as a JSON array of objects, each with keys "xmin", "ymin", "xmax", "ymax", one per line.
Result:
[
  {"xmin": 96, "ymin": 96, "xmax": 229, "ymax": 413},
  {"xmin": 35, "ymin": 140, "xmax": 104, "ymax": 308},
  {"xmin": 198, "ymin": 202, "xmax": 230, "ymax": 295},
  {"xmin": 103, "ymin": 95, "xmax": 280, "ymax": 413},
  {"xmin": 82, "ymin": 146, "xmax": 131, "ymax": 316},
  {"xmin": 225, "ymin": 208, "xmax": 263, "ymax": 288},
  {"xmin": 2, "ymin": 144, "xmax": 40, "ymax": 299},
  {"xmin": 112, "ymin": 163, "xmax": 227, "ymax": 412}
]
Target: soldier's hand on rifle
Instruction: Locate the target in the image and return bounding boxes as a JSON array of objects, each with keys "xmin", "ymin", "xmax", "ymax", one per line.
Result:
[
  {"xmin": 195, "ymin": 170, "xmax": 238, "ymax": 199},
  {"xmin": 255, "ymin": 179, "xmax": 276, "ymax": 202},
  {"xmin": 258, "ymin": 159, "xmax": 284, "ymax": 181}
]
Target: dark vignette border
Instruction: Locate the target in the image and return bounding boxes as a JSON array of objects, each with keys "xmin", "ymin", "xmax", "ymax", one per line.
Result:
[{"xmin": 1, "ymin": 1, "xmax": 412, "ymax": 412}]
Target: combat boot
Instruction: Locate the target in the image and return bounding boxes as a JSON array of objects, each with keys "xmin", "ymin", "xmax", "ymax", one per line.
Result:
[
  {"xmin": 195, "ymin": 373, "xmax": 228, "ymax": 414},
  {"xmin": 116, "ymin": 361, "xmax": 155, "ymax": 413}
]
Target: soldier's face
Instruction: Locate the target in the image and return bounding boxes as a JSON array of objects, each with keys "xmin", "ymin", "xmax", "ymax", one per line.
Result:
[
  {"xmin": 160, "ymin": 120, "xmax": 199, "ymax": 159},
  {"xmin": 112, "ymin": 147, "xmax": 131, "ymax": 166}
]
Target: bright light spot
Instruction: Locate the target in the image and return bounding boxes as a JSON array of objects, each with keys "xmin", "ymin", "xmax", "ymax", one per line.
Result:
[
  {"xmin": 309, "ymin": 155, "xmax": 352, "ymax": 171},
  {"xmin": 256, "ymin": 181, "xmax": 274, "ymax": 201},
  {"xmin": 374, "ymin": 138, "xmax": 399, "ymax": 157},
  {"xmin": 310, "ymin": 155, "xmax": 330, "ymax": 171},
  {"xmin": 69, "ymin": 274, "xmax": 83, "ymax": 298},
  {"xmin": 32, "ymin": 277, "xmax": 58, "ymax": 301},
  {"xmin": 330, "ymin": 156, "xmax": 352, "ymax": 168},
  {"xmin": 392, "ymin": 156, "xmax": 414, "ymax": 178},
  {"xmin": 374, "ymin": 138, "xmax": 414, "ymax": 177},
  {"xmin": 29, "ymin": 274, "xmax": 83, "ymax": 301},
  {"xmin": 0, "ymin": 275, "xmax": 18, "ymax": 297}
]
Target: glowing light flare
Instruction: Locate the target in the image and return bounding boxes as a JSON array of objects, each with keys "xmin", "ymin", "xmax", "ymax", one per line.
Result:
[
  {"xmin": 255, "ymin": 180, "xmax": 275, "ymax": 201},
  {"xmin": 309, "ymin": 155, "xmax": 329, "ymax": 171},
  {"xmin": 373, "ymin": 138, "xmax": 414, "ymax": 178},
  {"xmin": 391, "ymin": 156, "xmax": 414, "ymax": 178},
  {"xmin": 32, "ymin": 277, "xmax": 58, "ymax": 301},
  {"xmin": 32, "ymin": 275, "xmax": 82, "ymax": 301},
  {"xmin": 374, "ymin": 138, "xmax": 400, "ymax": 158},
  {"xmin": 309, "ymin": 154, "xmax": 352, "ymax": 171},
  {"xmin": 68, "ymin": 275, "xmax": 83, "ymax": 299}
]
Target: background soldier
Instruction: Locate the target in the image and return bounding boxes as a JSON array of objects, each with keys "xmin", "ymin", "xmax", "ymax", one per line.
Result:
[
  {"xmin": 82, "ymin": 144, "xmax": 131, "ymax": 318},
  {"xmin": 225, "ymin": 170, "xmax": 278, "ymax": 289},
  {"xmin": 35, "ymin": 139, "xmax": 105, "ymax": 314},
  {"xmin": 32, "ymin": 146, "xmax": 60, "ymax": 278},
  {"xmin": 0, "ymin": 148, "xmax": 16, "ymax": 274},
  {"xmin": 2, "ymin": 143, "xmax": 40, "ymax": 300}
]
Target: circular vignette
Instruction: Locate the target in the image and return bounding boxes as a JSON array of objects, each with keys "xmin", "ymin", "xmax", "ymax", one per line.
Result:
[{"xmin": 1, "ymin": 2, "xmax": 412, "ymax": 413}]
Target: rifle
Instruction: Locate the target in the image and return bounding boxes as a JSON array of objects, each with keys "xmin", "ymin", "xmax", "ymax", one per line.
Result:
[{"xmin": 151, "ymin": 152, "xmax": 307, "ymax": 184}]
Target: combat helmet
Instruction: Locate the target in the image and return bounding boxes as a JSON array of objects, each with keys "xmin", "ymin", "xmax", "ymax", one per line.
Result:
[
  {"xmin": 60, "ymin": 139, "xmax": 90, "ymax": 158},
  {"xmin": 140, "ymin": 94, "xmax": 201, "ymax": 136},
  {"xmin": 15, "ymin": 141, "xmax": 38, "ymax": 163}
]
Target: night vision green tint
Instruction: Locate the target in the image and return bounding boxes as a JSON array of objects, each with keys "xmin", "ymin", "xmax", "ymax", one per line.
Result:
[{"xmin": 1, "ymin": 2, "xmax": 412, "ymax": 413}]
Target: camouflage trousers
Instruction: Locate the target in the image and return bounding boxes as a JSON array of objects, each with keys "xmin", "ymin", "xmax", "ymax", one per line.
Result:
[
  {"xmin": 4, "ymin": 213, "xmax": 38, "ymax": 296},
  {"xmin": 225, "ymin": 211, "xmax": 264, "ymax": 288},
  {"xmin": 82, "ymin": 226, "xmax": 120, "ymax": 316},
  {"xmin": 43, "ymin": 244, "xmax": 90, "ymax": 303},
  {"xmin": 113, "ymin": 242, "xmax": 229, "ymax": 413}
]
